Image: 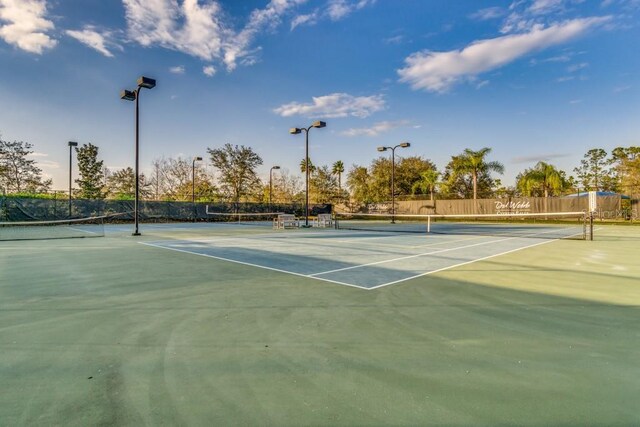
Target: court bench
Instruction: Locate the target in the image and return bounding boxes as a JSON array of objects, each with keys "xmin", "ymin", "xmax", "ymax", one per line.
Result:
[
  {"xmin": 313, "ymin": 213, "xmax": 334, "ymax": 228},
  {"xmin": 273, "ymin": 214, "xmax": 300, "ymax": 229}
]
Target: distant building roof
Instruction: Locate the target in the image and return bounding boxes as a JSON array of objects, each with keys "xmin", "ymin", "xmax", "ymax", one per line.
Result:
[{"xmin": 565, "ymin": 191, "xmax": 630, "ymax": 199}]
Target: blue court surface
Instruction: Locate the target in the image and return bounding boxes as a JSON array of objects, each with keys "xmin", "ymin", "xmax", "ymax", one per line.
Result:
[{"xmin": 140, "ymin": 225, "xmax": 582, "ymax": 290}]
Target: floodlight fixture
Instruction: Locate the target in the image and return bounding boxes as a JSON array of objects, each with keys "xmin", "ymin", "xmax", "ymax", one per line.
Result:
[
  {"xmin": 120, "ymin": 75, "xmax": 156, "ymax": 236},
  {"xmin": 376, "ymin": 142, "xmax": 411, "ymax": 223},
  {"xmin": 289, "ymin": 121, "xmax": 328, "ymax": 227},
  {"xmin": 192, "ymin": 156, "xmax": 203, "ymax": 221},
  {"xmin": 137, "ymin": 76, "xmax": 156, "ymax": 89},
  {"xmin": 67, "ymin": 141, "xmax": 78, "ymax": 218},
  {"xmin": 120, "ymin": 90, "xmax": 136, "ymax": 101}
]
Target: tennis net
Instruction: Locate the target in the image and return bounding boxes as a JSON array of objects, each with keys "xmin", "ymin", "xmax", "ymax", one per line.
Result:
[
  {"xmin": 0, "ymin": 216, "xmax": 106, "ymax": 241},
  {"xmin": 205, "ymin": 209, "xmax": 286, "ymax": 226},
  {"xmin": 334, "ymin": 211, "xmax": 591, "ymax": 240}
]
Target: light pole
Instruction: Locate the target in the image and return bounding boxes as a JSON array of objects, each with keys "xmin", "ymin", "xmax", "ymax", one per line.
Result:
[
  {"xmin": 192, "ymin": 156, "xmax": 202, "ymax": 221},
  {"xmin": 120, "ymin": 76, "xmax": 156, "ymax": 236},
  {"xmin": 68, "ymin": 141, "xmax": 78, "ymax": 218},
  {"xmin": 290, "ymin": 121, "xmax": 326, "ymax": 227},
  {"xmin": 377, "ymin": 142, "xmax": 410, "ymax": 223},
  {"xmin": 269, "ymin": 165, "xmax": 280, "ymax": 208}
]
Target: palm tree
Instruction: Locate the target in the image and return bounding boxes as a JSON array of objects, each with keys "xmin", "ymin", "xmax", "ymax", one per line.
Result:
[
  {"xmin": 411, "ymin": 169, "xmax": 439, "ymax": 201},
  {"xmin": 517, "ymin": 161, "xmax": 563, "ymax": 198},
  {"xmin": 300, "ymin": 157, "xmax": 315, "ymax": 174},
  {"xmin": 457, "ymin": 147, "xmax": 504, "ymax": 200},
  {"xmin": 332, "ymin": 160, "xmax": 345, "ymax": 189}
]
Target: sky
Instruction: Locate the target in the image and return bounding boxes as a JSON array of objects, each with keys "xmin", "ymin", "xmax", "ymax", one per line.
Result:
[{"xmin": 0, "ymin": 0, "xmax": 639, "ymax": 190}]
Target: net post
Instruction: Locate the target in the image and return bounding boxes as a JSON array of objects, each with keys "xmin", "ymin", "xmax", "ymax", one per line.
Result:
[
  {"xmin": 588, "ymin": 190, "xmax": 597, "ymax": 241},
  {"xmin": 427, "ymin": 215, "xmax": 431, "ymax": 233}
]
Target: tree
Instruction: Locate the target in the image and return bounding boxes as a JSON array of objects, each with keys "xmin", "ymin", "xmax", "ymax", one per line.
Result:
[
  {"xmin": 346, "ymin": 165, "xmax": 372, "ymax": 208},
  {"xmin": 394, "ymin": 156, "xmax": 437, "ymax": 197},
  {"xmin": 105, "ymin": 167, "xmax": 151, "ymax": 200},
  {"xmin": 310, "ymin": 165, "xmax": 339, "ymax": 204},
  {"xmin": 573, "ymin": 148, "xmax": 609, "ymax": 191},
  {"xmin": 154, "ymin": 157, "xmax": 192, "ymax": 201},
  {"xmin": 609, "ymin": 146, "xmax": 640, "ymax": 195},
  {"xmin": 516, "ymin": 161, "xmax": 564, "ymax": 198},
  {"xmin": 266, "ymin": 169, "xmax": 303, "ymax": 205},
  {"xmin": 440, "ymin": 154, "xmax": 494, "ymax": 199},
  {"xmin": 300, "ymin": 157, "xmax": 316, "ymax": 174},
  {"xmin": 75, "ymin": 143, "xmax": 105, "ymax": 199},
  {"xmin": 332, "ymin": 160, "xmax": 345, "ymax": 189},
  {"xmin": 455, "ymin": 147, "xmax": 504, "ymax": 200},
  {"xmin": 411, "ymin": 169, "xmax": 439, "ymax": 201},
  {"xmin": 208, "ymin": 143, "xmax": 263, "ymax": 204},
  {"xmin": 0, "ymin": 138, "xmax": 51, "ymax": 193},
  {"xmin": 369, "ymin": 157, "xmax": 393, "ymax": 203}
]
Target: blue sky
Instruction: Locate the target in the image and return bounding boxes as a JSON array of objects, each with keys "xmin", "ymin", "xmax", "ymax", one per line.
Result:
[{"xmin": 0, "ymin": 0, "xmax": 638, "ymax": 190}]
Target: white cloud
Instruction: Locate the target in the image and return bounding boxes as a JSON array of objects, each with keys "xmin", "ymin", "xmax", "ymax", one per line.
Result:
[
  {"xmin": 28, "ymin": 151, "xmax": 49, "ymax": 158},
  {"xmin": 556, "ymin": 75, "xmax": 575, "ymax": 82},
  {"xmin": 327, "ymin": 0, "xmax": 375, "ymax": 21},
  {"xmin": 341, "ymin": 120, "xmax": 410, "ymax": 137},
  {"xmin": 170, "ymin": 65, "xmax": 186, "ymax": 74},
  {"xmin": 383, "ymin": 34, "xmax": 404, "ymax": 45},
  {"xmin": 567, "ymin": 61, "xmax": 588, "ymax": 72},
  {"xmin": 66, "ymin": 27, "xmax": 116, "ymax": 57},
  {"xmin": 501, "ymin": 0, "xmax": 593, "ymax": 34},
  {"xmin": 273, "ymin": 93, "xmax": 385, "ymax": 118},
  {"xmin": 569, "ymin": 99, "xmax": 582, "ymax": 104},
  {"xmin": 123, "ymin": 0, "xmax": 306, "ymax": 71},
  {"xmin": 290, "ymin": 11, "xmax": 318, "ymax": 30},
  {"xmin": 512, "ymin": 153, "xmax": 571, "ymax": 163},
  {"xmin": 469, "ymin": 7, "xmax": 506, "ymax": 21},
  {"xmin": 529, "ymin": 0, "xmax": 565, "ymax": 15},
  {"xmin": 292, "ymin": 0, "xmax": 374, "ymax": 29},
  {"xmin": 613, "ymin": 85, "xmax": 631, "ymax": 92},
  {"xmin": 0, "ymin": 0, "xmax": 56, "ymax": 54},
  {"xmin": 123, "ymin": 0, "xmax": 225, "ymax": 60},
  {"xmin": 203, "ymin": 65, "xmax": 216, "ymax": 76},
  {"xmin": 398, "ymin": 17, "xmax": 610, "ymax": 93}
]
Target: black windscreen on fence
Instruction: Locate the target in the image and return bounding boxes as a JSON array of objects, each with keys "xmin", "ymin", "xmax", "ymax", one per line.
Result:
[{"xmin": 0, "ymin": 197, "xmax": 332, "ymax": 223}]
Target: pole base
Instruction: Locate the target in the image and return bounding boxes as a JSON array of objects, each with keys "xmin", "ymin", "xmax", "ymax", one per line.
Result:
[
  {"xmin": 132, "ymin": 232, "xmax": 141, "ymax": 236},
  {"xmin": 300, "ymin": 225, "xmax": 312, "ymax": 228}
]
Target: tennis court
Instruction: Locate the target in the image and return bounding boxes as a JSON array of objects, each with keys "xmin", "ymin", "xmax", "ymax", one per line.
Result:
[
  {"xmin": 141, "ymin": 222, "xmax": 587, "ymax": 290},
  {"xmin": 1, "ymin": 219, "xmax": 639, "ymax": 425}
]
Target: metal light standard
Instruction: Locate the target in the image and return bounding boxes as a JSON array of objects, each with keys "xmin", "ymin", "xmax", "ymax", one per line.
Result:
[
  {"xmin": 377, "ymin": 142, "xmax": 410, "ymax": 223},
  {"xmin": 68, "ymin": 141, "xmax": 78, "ymax": 218},
  {"xmin": 289, "ymin": 121, "xmax": 326, "ymax": 227},
  {"xmin": 120, "ymin": 76, "xmax": 156, "ymax": 236},
  {"xmin": 269, "ymin": 165, "xmax": 280, "ymax": 208},
  {"xmin": 192, "ymin": 156, "xmax": 202, "ymax": 221}
]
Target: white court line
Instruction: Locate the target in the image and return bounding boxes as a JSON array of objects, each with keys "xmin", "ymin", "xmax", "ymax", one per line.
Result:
[
  {"xmin": 139, "ymin": 241, "xmax": 371, "ymax": 290},
  {"xmin": 141, "ymin": 226, "xmax": 583, "ymax": 291},
  {"xmin": 308, "ymin": 226, "xmax": 577, "ymax": 277},
  {"xmin": 307, "ymin": 237, "xmax": 511, "ymax": 276},
  {"xmin": 366, "ymin": 227, "xmax": 587, "ymax": 290},
  {"xmin": 366, "ymin": 238, "xmax": 558, "ymax": 290}
]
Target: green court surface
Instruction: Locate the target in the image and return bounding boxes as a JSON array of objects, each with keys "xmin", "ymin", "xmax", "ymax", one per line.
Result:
[{"xmin": 1, "ymin": 223, "xmax": 639, "ymax": 426}]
